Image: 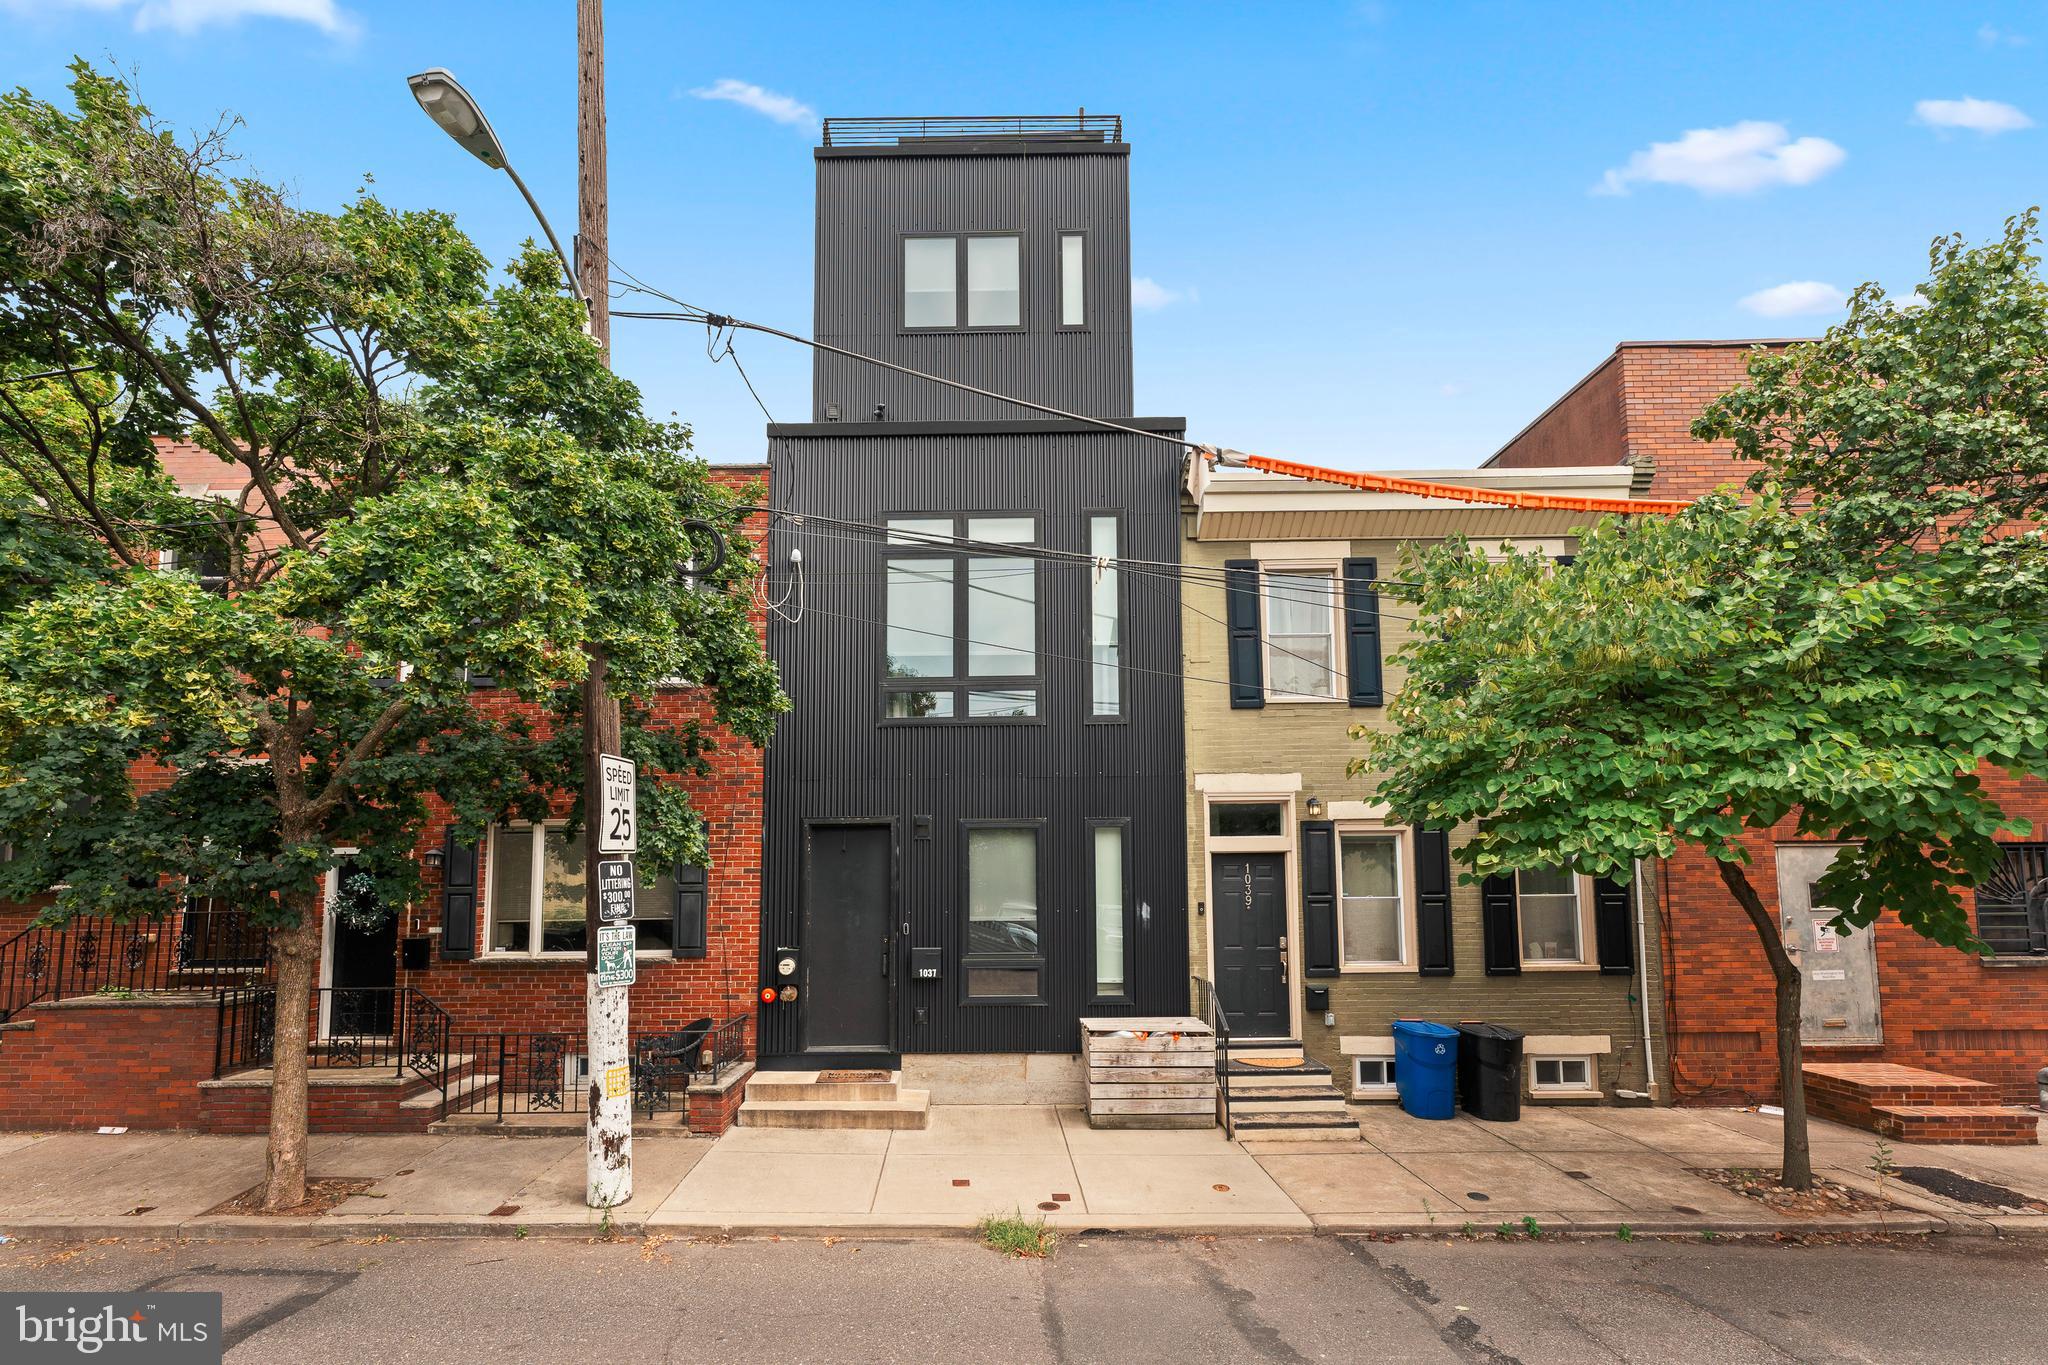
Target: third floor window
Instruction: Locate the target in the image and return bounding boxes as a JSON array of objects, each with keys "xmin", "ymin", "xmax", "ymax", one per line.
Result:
[{"xmin": 903, "ymin": 234, "xmax": 1021, "ymax": 329}]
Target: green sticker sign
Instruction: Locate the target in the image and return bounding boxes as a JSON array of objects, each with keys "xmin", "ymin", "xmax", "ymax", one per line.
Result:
[{"xmin": 596, "ymin": 922, "xmax": 637, "ymax": 989}]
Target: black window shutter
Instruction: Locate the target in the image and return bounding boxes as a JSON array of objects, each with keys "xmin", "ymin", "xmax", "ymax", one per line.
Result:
[
  {"xmin": 1224, "ymin": 559, "xmax": 1264, "ymax": 709},
  {"xmin": 439, "ymin": 835, "xmax": 480, "ymax": 961},
  {"xmin": 673, "ymin": 864, "xmax": 708, "ymax": 959},
  {"xmin": 1301, "ymin": 820, "xmax": 1339, "ymax": 976},
  {"xmin": 1554, "ymin": 553, "xmax": 1576, "ymax": 568},
  {"xmin": 1342, "ymin": 557, "xmax": 1383, "ymax": 707},
  {"xmin": 1414, "ymin": 827, "xmax": 1455, "ymax": 976},
  {"xmin": 1482, "ymin": 874, "xmax": 1521, "ymax": 975},
  {"xmin": 1593, "ymin": 876, "xmax": 1634, "ymax": 974},
  {"xmin": 463, "ymin": 666, "xmax": 495, "ymax": 690}
]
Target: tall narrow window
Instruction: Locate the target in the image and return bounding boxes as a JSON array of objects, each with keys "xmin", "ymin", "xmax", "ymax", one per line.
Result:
[
  {"xmin": 1060, "ymin": 233, "xmax": 1086, "ymax": 326},
  {"xmin": 1092, "ymin": 823, "xmax": 1126, "ymax": 996},
  {"xmin": 966, "ymin": 236, "xmax": 1021, "ymax": 326},
  {"xmin": 967, "ymin": 557, "xmax": 1035, "ymax": 676},
  {"xmin": 885, "ymin": 562, "xmax": 955, "ymax": 679},
  {"xmin": 903, "ymin": 237, "xmax": 957, "ymax": 327},
  {"xmin": 1517, "ymin": 867, "xmax": 1583, "ymax": 963},
  {"xmin": 1088, "ymin": 516, "xmax": 1121, "ymax": 716},
  {"xmin": 965, "ymin": 826, "xmax": 1042, "ymax": 1000},
  {"xmin": 1265, "ymin": 571, "xmax": 1340, "ymax": 699}
]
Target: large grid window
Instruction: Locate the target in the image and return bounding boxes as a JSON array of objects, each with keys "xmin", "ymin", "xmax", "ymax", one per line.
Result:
[
  {"xmin": 903, "ymin": 235, "xmax": 1021, "ymax": 330},
  {"xmin": 486, "ymin": 825, "xmax": 676, "ymax": 955},
  {"xmin": 883, "ymin": 515, "xmax": 1040, "ymax": 721},
  {"xmin": 1264, "ymin": 570, "xmax": 1341, "ymax": 699},
  {"xmin": 1517, "ymin": 867, "xmax": 1584, "ymax": 964},
  {"xmin": 1338, "ymin": 832, "xmax": 1404, "ymax": 966},
  {"xmin": 965, "ymin": 825, "xmax": 1042, "ymax": 1001}
]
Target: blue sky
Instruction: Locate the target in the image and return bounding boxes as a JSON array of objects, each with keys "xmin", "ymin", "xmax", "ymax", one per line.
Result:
[{"xmin": 4, "ymin": 1, "xmax": 2044, "ymax": 469}]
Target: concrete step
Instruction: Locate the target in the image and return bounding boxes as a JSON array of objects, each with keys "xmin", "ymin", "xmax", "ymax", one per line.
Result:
[
  {"xmin": 1871, "ymin": 1103, "xmax": 2040, "ymax": 1146},
  {"xmin": 744, "ymin": 1069, "xmax": 901, "ymax": 1103},
  {"xmin": 400, "ymin": 1072, "xmax": 498, "ymax": 1111},
  {"xmin": 1225, "ymin": 1058, "xmax": 1332, "ymax": 1079},
  {"xmin": 1233, "ymin": 1110, "xmax": 1363, "ymax": 1140},
  {"xmin": 739, "ymin": 1089, "xmax": 931, "ymax": 1131}
]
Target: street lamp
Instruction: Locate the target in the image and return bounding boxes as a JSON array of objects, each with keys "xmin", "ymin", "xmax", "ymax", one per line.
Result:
[{"xmin": 405, "ymin": 68, "xmax": 585, "ymax": 309}]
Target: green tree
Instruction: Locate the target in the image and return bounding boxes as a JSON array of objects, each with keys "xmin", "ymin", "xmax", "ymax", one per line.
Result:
[
  {"xmin": 0, "ymin": 64, "xmax": 783, "ymax": 1208},
  {"xmin": 1360, "ymin": 213, "xmax": 2048, "ymax": 1188}
]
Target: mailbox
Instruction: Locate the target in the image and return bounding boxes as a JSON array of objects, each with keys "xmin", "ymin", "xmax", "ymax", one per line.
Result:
[
  {"xmin": 1305, "ymin": 985, "xmax": 1330, "ymax": 1013},
  {"xmin": 909, "ymin": 947, "xmax": 943, "ymax": 981}
]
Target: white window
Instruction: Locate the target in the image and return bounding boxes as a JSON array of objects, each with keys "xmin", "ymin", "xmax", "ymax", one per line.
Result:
[
  {"xmin": 1338, "ymin": 832, "xmax": 1405, "ymax": 966},
  {"xmin": 1353, "ymin": 1056, "xmax": 1398, "ymax": 1093},
  {"xmin": 1088, "ymin": 515, "xmax": 1121, "ymax": 716},
  {"xmin": 1091, "ymin": 823, "xmax": 1125, "ymax": 996},
  {"xmin": 1263, "ymin": 570, "xmax": 1340, "ymax": 700},
  {"xmin": 486, "ymin": 825, "xmax": 676, "ymax": 956},
  {"xmin": 965, "ymin": 825, "xmax": 1042, "ymax": 1000},
  {"xmin": 1531, "ymin": 1057, "xmax": 1594, "ymax": 1093},
  {"xmin": 1517, "ymin": 867, "xmax": 1584, "ymax": 964},
  {"xmin": 966, "ymin": 236, "xmax": 1021, "ymax": 327},
  {"xmin": 1060, "ymin": 233, "xmax": 1086, "ymax": 326},
  {"xmin": 902, "ymin": 237, "xmax": 957, "ymax": 327}
]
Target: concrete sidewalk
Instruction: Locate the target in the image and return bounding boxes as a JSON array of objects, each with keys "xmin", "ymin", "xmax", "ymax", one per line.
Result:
[{"xmin": 0, "ymin": 1106, "xmax": 2042, "ymax": 1242}]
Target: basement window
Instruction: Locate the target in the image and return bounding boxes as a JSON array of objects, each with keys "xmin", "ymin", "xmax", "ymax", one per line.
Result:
[
  {"xmin": 1353, "ymin": 1056, "xmax": 1398, "ymax": 1095},
  {"xmin": 1530, "ymin": 1057, "xmax": 1594, "ymax": 1094}
]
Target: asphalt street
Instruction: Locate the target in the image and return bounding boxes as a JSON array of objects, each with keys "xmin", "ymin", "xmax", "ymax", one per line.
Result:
[{"xmin": 2, "ymin": 1231, "xmax": 2043, "ymax": 1363}]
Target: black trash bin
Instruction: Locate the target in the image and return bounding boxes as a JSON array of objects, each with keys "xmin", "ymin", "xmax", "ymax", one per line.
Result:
[{"xmin": 1455, "ymin": 1023, "xmax": 1524, "ymax": 1121}]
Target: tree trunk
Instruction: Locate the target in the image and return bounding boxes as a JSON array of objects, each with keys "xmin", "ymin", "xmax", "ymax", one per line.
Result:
[
  {"xmin": 261, "ymin": 901, "xmax": 321, "ymax": 1210},
  {"xmin": 1712, "ymin": 856, "xmax": 1813, "ymax": 1189}
]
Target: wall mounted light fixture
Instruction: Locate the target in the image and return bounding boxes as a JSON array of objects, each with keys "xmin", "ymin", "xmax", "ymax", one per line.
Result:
[{"xmin": 1305, "ymin": 795, "xmax": 1323, "ymax": 818}]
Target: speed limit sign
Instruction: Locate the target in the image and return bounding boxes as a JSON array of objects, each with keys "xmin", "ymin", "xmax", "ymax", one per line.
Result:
[{"xmin": 598, "ymin": 753, "xmax": 636, "ymax": 854}]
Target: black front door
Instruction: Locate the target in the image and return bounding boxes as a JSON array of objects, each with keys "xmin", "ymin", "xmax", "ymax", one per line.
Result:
[
  {"xmin": 1213, "ymin": 852, "xmax": 1288, "ymax": 1038},
  {"xmin": 802, "ymin": 824, "xmax": 893, "ymax": 1052},
  {"xmin": 328, "ymin": 863, "xmax": 397, "ymax": 1036}
]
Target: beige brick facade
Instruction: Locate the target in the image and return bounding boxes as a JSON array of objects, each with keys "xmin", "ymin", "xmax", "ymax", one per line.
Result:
[{"xmin": 1180, "ymin": 519, "xmax": 1668, "ymax": 1102}]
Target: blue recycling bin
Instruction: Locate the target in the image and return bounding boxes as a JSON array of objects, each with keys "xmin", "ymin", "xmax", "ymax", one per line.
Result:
[{"xmin": 1392, "ymin": 1019, "xmax": 1460, "ymax": 1120}]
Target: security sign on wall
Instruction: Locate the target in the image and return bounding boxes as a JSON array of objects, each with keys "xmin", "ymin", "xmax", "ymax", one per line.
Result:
[{"xmin": 598, "ymin": 753, "xmax": 636, "ymax": 854}]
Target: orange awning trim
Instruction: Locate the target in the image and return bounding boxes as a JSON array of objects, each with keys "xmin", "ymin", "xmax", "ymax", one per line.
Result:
[{"xmin": 1227, "ymin": 452, "xmax": 1691, "ymax": 517}]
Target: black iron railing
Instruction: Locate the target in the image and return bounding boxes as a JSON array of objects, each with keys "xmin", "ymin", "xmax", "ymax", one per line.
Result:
[
  {"xmin": 821, "ymin": 114, "xmax": 1121, "ymax": 147},
  {"xmin": 1192, "ymin": 976, "xmax": 1233, "ymax": 1137},
  {"xmin": 447, "ymin": 1013, "xmax": 753, "ymax": 1122},
  {"xmin": 1, "ymin": 908, "xmax": 270, "ymax": 1022},
  {"xmin": 213, "ymin": 985, "xmax": 453, "ymax": 1098}
]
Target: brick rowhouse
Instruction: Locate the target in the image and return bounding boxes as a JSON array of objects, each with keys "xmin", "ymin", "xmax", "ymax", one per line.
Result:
[
  {"xmin": 0, "ymin": 443, "xmax": 769, "ymax": 1132},
  {"xmin": 1489, "ymin": 342, "xmax": 2048, "ymax": 1104}
]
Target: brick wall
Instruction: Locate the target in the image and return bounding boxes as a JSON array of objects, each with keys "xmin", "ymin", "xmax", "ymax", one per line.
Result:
[
  {"xmin": 1492, "ymin": 345, "xmax": 2048, "ymax": 1105},
  {"xmin": 0, "ymin": 996, "xmax": 220, "ymax": 1130},
  {"xmin": 1489, "ymin": 352, "xmax": 1627, "ymax": 471}
]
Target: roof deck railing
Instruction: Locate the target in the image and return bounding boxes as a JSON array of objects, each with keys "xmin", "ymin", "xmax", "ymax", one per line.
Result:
[{"xmin": 820, "ymin": 114, "xmax": 1122, "ymax": 147}]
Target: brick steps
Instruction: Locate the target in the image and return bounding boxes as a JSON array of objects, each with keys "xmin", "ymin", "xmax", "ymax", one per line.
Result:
[{"xmin": 1805, "ymin": 1062, "xmax": 2039, "ymax": 1146}]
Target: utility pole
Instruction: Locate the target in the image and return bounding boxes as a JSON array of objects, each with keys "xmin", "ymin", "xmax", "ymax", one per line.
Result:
[{"xmin": 577, "ymin": 0, "xmax": 631, "ymax": 1211}]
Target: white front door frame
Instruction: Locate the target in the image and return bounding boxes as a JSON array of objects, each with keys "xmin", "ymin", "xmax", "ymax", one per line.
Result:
[
  {"xmin": 315, "ymin": 848, "xmax": 361, "ymax": 1041},
  {"xmin": 1196, "ymin": 779, "xmax": 1303, "ymax": 1042}
]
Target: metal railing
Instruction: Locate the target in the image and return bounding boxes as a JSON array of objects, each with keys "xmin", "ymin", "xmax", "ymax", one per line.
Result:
[
  {"xmin": 1, "ymin": 907, "xmax": 270, "ymax": 1022},
  {"xmin": 1192, "ymin": 976, "xmax": 1233, "ymax": 1137},
  {"xmin": 213, "ymin": 985, "xmax": 453, "ymax": 1099},
  {"xmin": 821, "ymin": 114, "xmax": 1121, "ymax": 147},
  {"xmin": 446, "ymin": 1012, "xmax": 753, "ymax": 1122}
]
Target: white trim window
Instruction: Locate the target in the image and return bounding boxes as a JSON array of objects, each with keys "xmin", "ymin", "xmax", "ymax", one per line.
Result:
[
  {"xmin": 1262, "ymin": 568, "xmax": 1342, "ymax": 701},
  {"xmin": 486, "ymin": 824, "xmax": 677, "ymax": 956},
  {"xmin": 1337, "ymin": 830, "xmax": 1406, "ymax": 967},
  {"xmin": 1530, "ymin": 1056, "xmax": 1596, "ymax": 1095},
  {"xmin": 1353, "ymin": 1055, "xmax": 1398, "ymax": 1096},
  {"xmin": 1516, "ymin": 867, "xmax": 1585, "ymax": 964}
]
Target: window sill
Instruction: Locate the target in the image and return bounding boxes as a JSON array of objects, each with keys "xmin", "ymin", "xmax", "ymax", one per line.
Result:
[
  {"xmin": 1263, "ymin": 694, "xmax": 1346, "ymax": 705},
  {"xmin": 475, "ymin": 951, "xmax": 678, "ymax": 966},
  {"xmin": 1339, "ymin": 962, "xmax": 1414, "ymax": 974},
  {"xmin": 1978, "ymin": 955, "xmax": 2048, "ymax": 967},
  {"xmin": 1350, "ymin": 1086, "xmax": 1400, "ymax": 1103},
  {"xmin": 1520, "ymin": 960, "xmax": 1597, "ymax": 973}
]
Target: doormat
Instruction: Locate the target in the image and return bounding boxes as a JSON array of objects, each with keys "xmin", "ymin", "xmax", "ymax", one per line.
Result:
[
  {"xmin": 817, "ymin": 1069, "xmax": 892, "ymax": 1084},
  {"xmin": 1237, "ymin": 1057, "xmax": 1305, "ymax": 1068}
]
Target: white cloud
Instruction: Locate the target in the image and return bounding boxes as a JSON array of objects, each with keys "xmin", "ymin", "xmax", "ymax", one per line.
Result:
[
  {"xmin": 1914, "ymin": 96, "xmax": 2034, "ymax": 134},
  {"xmin": 1596, "ymin": 121, "xmax": 1845, "ymax": 196},
  {"xmin": 1739, "ymin": 280, "xmax": 1846, "ymax": 317},
  {"xmin": 688, "ymin": 78, "xmax": 816, "ymax": 128},
  {"xmin": 1438, "ymin": 382, "xmax": 1466, "ymax": 398},
  {"xmin": 1131, "ymin": 276, "xmax": 1194, "ymax": 310},
  {"xmin": 1977, "ymin": 23, "xmax": 2028, "ymax": 47},
  {"xmin": 4, "ymin": 0, "xmax": 358, "ymax": 34}
]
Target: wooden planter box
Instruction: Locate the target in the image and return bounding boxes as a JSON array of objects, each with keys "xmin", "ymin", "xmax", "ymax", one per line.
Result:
[{"xmin": 1080, "ymin": 1016, "xmax": 1217, "ymax": 1130}]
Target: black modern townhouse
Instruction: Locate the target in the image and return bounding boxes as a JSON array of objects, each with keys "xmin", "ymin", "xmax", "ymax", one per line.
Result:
[{"xmin": 756, "ymin": 115, "xmax": 1188, "ymax": 1090}]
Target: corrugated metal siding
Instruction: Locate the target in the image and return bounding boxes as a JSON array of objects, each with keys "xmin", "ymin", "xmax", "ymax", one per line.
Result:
[
  {"xmin": 762, "ymin": 428, "xmax": 1186, "ymax": 1056},
  {"xmin": 812, "ymin": 147, "xmax": 1134, "ymax": 421}
]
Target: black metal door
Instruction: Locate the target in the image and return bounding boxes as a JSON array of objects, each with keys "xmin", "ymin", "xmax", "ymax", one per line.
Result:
[
  {"xmin": 802, "ymin": 825, "xmax": 893, "ymax": 1052},
  {"xmin": 1213, "ymin": 852, "xmax": 1288, "ymax": 1038},
  {"xmin": 328, "ymin": 865, "xmax": 397, "ymax": 1036}
]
